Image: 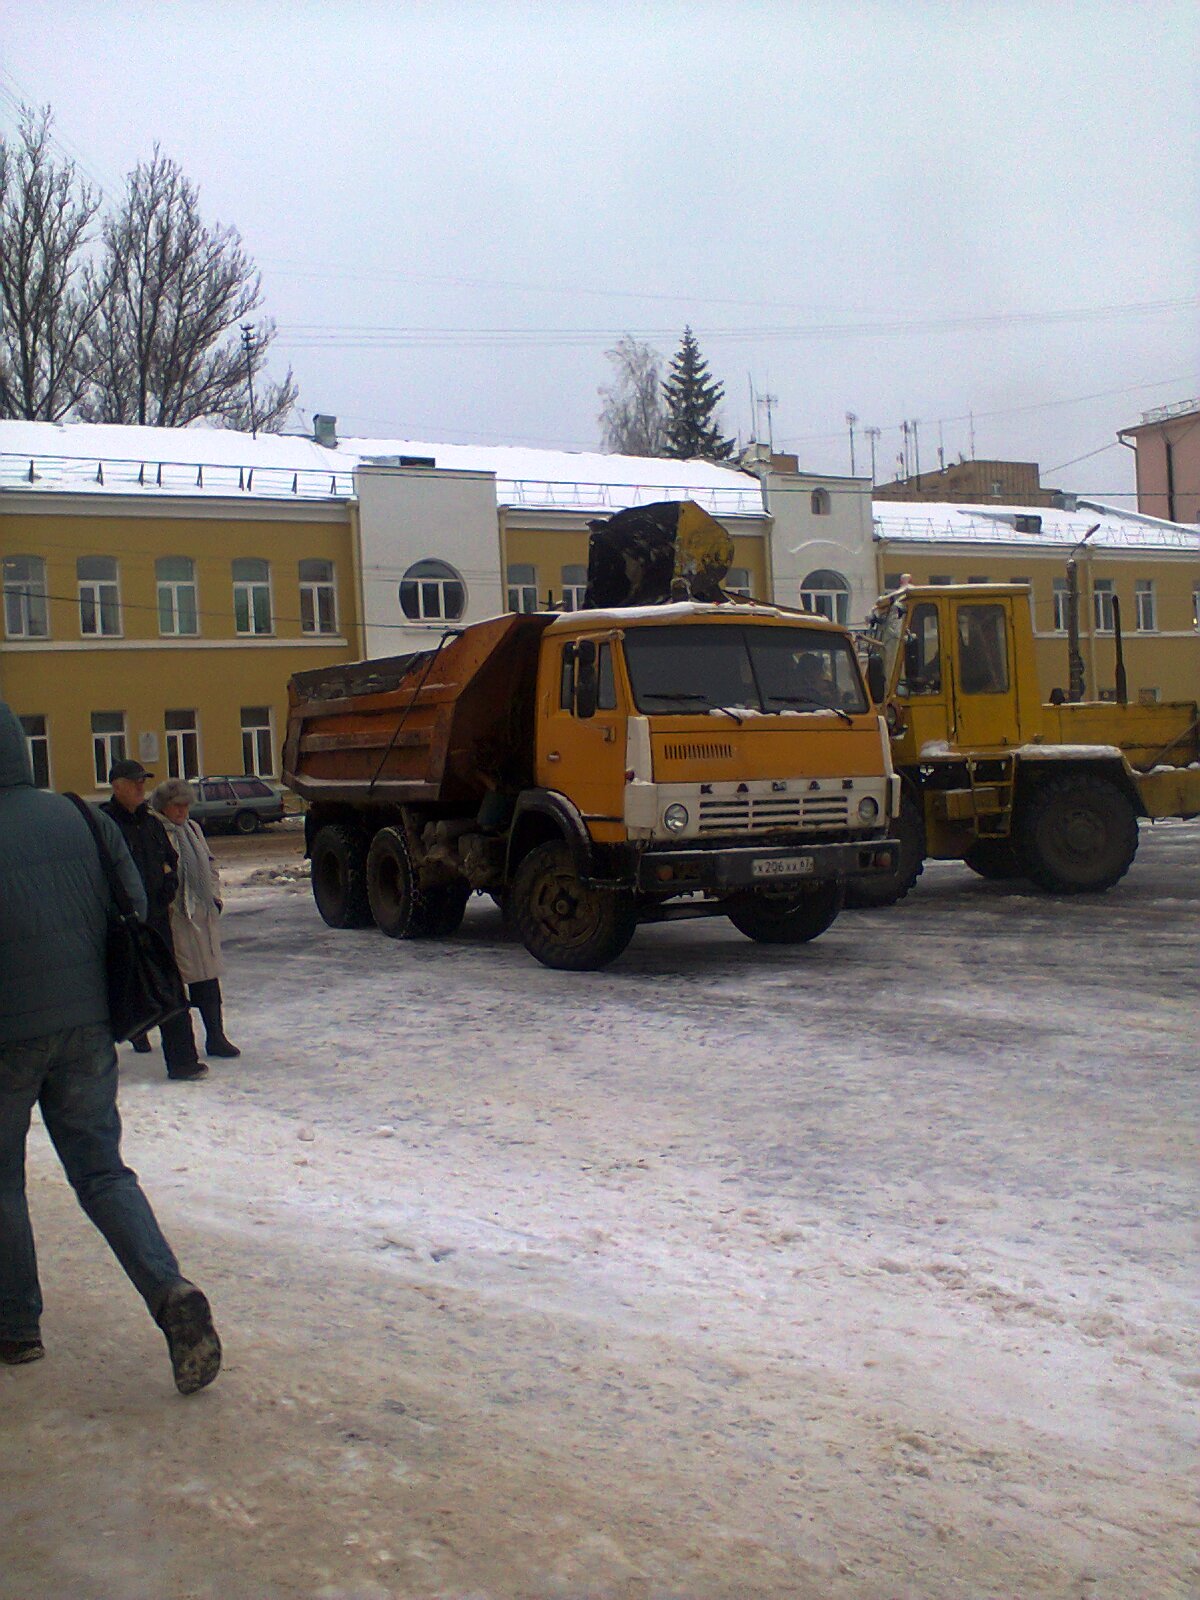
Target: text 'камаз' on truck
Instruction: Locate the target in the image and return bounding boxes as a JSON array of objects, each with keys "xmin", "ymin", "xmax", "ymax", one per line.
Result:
[{"xmin": 282, "ymin": 502, "xmax": 900, "ymax": 969}]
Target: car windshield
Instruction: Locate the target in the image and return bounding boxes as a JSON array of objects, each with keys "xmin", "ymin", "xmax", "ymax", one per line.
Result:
[{"xmin": 621, "ymin": 624, "xmax": 869, "ymax": 716}]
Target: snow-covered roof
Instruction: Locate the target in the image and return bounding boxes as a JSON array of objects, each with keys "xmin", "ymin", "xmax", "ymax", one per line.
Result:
[
  {"xmin": 872, "ymin": 499, "xmax": 1200, "ymax": 553},
  {"xmin": 0, "ymin": 419, "xmax": 765, "ymax": 518}
]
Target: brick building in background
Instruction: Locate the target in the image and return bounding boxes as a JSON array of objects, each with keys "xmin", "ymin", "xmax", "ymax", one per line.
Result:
[
  {"xmin": 1118, "ymin": 398, "xmax": 1200, "ymax": 526},
  {"xmin": 873, "ymin": 458, "xmax": 1062, "ymax": 506}
]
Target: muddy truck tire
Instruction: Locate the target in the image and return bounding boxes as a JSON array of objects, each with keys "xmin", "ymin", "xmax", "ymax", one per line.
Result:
[
  {"xmin": 310, "ymin": 824, "xmax": 372, "ymax": 928},
  {"xmin": 1016, "ymin": 774, "xmax": 1138, "ymax": 894},
  {"xmin": 964, "ymin": 838, "xmax": 1027, "ymax": 881},
  {"xmin": 510, "ymin": 841, "xmax": 637, "ymax": 971}
]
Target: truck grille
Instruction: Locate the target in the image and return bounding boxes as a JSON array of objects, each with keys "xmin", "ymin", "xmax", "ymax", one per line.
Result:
[
  {"xmin": 661, "ymin": 741, "xmax": 734, "ymax": 762},
  {"xmin": 697, "ymin": 793, "xmax": 850, "ymax": 833}
]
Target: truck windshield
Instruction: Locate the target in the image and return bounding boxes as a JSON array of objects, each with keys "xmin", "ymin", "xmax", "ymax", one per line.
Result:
[{"xmin": 622, "ymin": 624, "xmax": 869, "ymax": 716}]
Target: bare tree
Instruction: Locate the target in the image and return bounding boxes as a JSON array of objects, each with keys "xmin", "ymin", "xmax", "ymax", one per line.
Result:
[
  {"xmin": 0, "ymin": 107, "xmax": 103, "ymax": 420},
  {"xmin": 598, "ymin": 335, "xmax": 667, "ymax": 456},
  {"xmin": 81, "ymin": 149, "xmax": 297, "ymax": 430}
]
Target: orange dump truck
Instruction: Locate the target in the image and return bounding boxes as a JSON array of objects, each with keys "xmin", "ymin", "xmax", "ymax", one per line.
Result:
[{"xmin": 282, "ymin": 600, "xmax": 900, "ymax": 969}]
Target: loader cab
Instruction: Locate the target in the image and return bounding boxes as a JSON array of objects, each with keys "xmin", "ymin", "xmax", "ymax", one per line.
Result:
[{"xmin": 875, "ymin": 585, "xmax": 1042, "ymax": 757}]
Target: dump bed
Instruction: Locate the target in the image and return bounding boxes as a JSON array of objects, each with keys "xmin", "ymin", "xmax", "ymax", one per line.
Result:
[{"xmin": 282, "ymin": 612, "xmax": 554, "ymax": 807}]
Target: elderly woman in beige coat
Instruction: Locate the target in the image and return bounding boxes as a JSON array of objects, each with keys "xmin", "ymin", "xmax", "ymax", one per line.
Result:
[{"xmin": 150, "ymin": 780, "xmax": 240, "ymax": 1059}]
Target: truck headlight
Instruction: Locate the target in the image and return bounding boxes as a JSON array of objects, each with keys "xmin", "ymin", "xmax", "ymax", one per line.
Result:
[
  {"xmin": 663, "ymin": 803, "xmax": 690, "ymax": 833},
  {"xmin": 857, "ymin": 796, "xmax": 880, "ymax": 822}
]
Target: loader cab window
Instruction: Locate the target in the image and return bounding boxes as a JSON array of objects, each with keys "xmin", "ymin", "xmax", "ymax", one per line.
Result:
[
  {"xmin": 560, "ymin": 640, "xmax": 616, "ymax": 714},
  {"xmin": 898, "ymin": 602, "xmax": 942, "ymax": 696},
  {"xmin": 956, "ymin": 604, "xmax": 1009, "ymax": 694}
]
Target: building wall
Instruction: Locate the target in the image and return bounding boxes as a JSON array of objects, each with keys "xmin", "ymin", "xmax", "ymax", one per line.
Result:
[
  {"xmin": 0, "ymin": 495, "xmax": 354, "ymax": 794},
  {"xmin": 1124, "ymin": 411, "xmax": 1200, "ymax": 526},
  {"xmin": 873, "ymin": 460, "xmax": 1060, "ymax": 506},
  {"xmin": 764, "ymin": 470, "xmax": 877, "ymax": 626},
  {"xmin": 876, "ymin": 540, "xmax": 1200, "ymax": 703},
  {"xmin": 355, "ymin": 465, "xmax": 504, "ymax": 657}
]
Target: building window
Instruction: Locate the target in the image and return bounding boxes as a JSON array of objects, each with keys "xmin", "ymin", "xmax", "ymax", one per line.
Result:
[
  {"xmin": 726, "ymin": 567, "xmax": 752, "ymax": 598},
  {"xmin": 1134, "ymin": 579, "xmax": 1156, "ymax": 632},
  {"xmin": 241, "ymin": 706, "xmax": 274, "ymax": 777},
  {"xmin": 92, "ymin": 711, "xmax": 127, "ymax": 786},
  {"xmin": 1093, "ymin": 578, "xmax": 1115, "ymax": 634},
  {"xmin": 1137, "ymin": 687, "xmax": 1160, "ymax": 705},
  {"xmin": 3, "ymin": 555, "xmax": 49, "ymax": 638},
  {"xmin": 560, "ymin": 564, "xmax": 588, "ymax": 612},
  {"xmin": 1052, "ymin": 577, "xmax": 1070, "ymax": 632},
  {"xmin": 1009, "ymin": 576, "xmax": 1031, "ymax": 589},
  {"xmin": 165, "ymin": 710, "xmax": 200, "ymax": 780},
  {"xmin": 19, "ymin": 715, "xmax": 50, "ymax": 788},
  {"xmin": 810, "ymin": 488, "xmax": 831, "ymax": 515},
  {"xmin": 968, "ymin": 575, "xmax": 990, "ymax": 584},
  {"xmin": 929, "ymin": 574, "xmax": 953, "ymax": 586},
  {"xmin": 399, "ymin": 559, "xmax": 466, "ymax": 622},
  {"xmin": 883, "ymin": 572, "xmax": 904, "ymax": 590},
  {"xmin": 506, "ymin": 563, "xmax": 539, "ymax": 614},
  {"xmin": 799, "ymin": 569, "xmax": 850, "ymax": 625},
  {"xmin": 233, "ymin": 558, "xmax": 273, "ymax": 635},
  {"xmin": 77, "ymin": 556, "xmax": 122, "ymax": 637},
  {"xmin": 299, "ymin": 558, "xmax": 338, "ymax": 635},
  {"xmin": 157, "ymin": 556, "xmax": 198, "ymax": 636}
]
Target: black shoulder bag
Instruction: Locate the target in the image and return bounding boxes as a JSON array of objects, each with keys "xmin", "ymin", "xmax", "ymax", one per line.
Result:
[{"xmin": 65, "ymin": 794, "xmax": 188, "ymax": 1042}]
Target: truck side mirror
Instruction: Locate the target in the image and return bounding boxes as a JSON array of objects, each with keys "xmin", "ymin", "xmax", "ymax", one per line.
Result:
[
  {"xmin": 866, "ymin": 653, "xmax": 887, "ymax": 705},
  {"xmin": 574, "ymin": 638, "xmax": 598, "ymax": 719}
]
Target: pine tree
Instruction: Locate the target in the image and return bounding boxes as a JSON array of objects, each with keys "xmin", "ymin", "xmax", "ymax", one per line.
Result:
[{"xmin": 661, "ymin": 327, "xmax": 735, "ymax": 461}]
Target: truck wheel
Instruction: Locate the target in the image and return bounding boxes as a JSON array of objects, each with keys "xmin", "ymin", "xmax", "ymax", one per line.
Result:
[
  {"xmin": 366, "ymin": 826, "xmax": 430, "ymax": 938},
  {"xmin": 1016, "ymin": 775, "xmax": 1138, "ymax": 894},
  {"xmin": 310, "ymin": 824, "xmax": 372, "ymax": 928},
  {"xmin": 510, "ymin": 841, "xmax": 637, "ymax": 971},
  {"xmin": 422, "ymin": 883, "xmax": 471, "ymax": 937},
  {"xmin": 726, "ymin": 881, "xmax": 843, "ymax": 944},
  {"xmin": 844, "ymin": 790, "xmax": 926, "ymax": 908},
  {"xmin": 964, "ymin": 838, "xmax": 1026, "ymax": 880}
]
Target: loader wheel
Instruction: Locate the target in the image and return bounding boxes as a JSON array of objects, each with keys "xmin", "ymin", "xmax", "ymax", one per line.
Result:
[
  {"xmin": 844, "ymin": 789, "xmax": 926, "ymax": 908},
  {"xmin": 310, "ymin": 823, "xmax": 372, "ymax": 928},
  {"xmin": 964, "ymin": 838, "xmax": 1026, "ymax": 881},
  {"xmin": 726, "ymin": 881, "xmax": 844, "ymax": 945},
  {"xmin": 510, "ymin": 841, "xmax": 637, "ymax": 971},
  {"xmin": 366, "ymin": 826, "xmax": 431, "ymax": 938},
  {"xmin": 1016, "ymin": 775, "xmax": 1138, "ymax": 894}
]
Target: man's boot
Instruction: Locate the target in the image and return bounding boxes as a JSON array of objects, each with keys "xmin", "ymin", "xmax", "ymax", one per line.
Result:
[{"xmin": 154, "ymin": 1281, "xmax": 221, "ymax": 1395}]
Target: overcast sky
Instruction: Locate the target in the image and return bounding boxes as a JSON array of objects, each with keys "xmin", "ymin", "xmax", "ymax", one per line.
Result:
[{"xmin": 3, "ymin": 1, "xmax": 1197, "ymax": 499}]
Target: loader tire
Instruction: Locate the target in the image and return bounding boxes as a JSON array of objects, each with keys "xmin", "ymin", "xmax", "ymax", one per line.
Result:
[
  {"xmin": 422, "ymin": 883, "xmax": 471, "ymax": 937},
  {"xmin": 726, "ymin": 881, "xmax": 843, "ymax": 945},
  {"xmin": 844, "ymin": 789, "xmax": 926, "ymax": 908},
  {"xmin": 964, "ymin": 838, "xmax": 1026, "ymax": 881},
  {"xmin": 510, "ymin": 841, "xmax": 637, "ymax": 971},
  {"xmin": 310, "ymin": 824, "xmax": 372, "ymax": 928},
  {"xmin": 1016, "ymin": 775, "xmax": 1138, "ymax": 894},
  {"xmin": 366, "ymin": 826, "xmax": 431, "ymax": 938}
]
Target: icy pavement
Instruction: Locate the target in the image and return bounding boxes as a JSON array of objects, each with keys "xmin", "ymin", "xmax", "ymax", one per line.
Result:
[{"xmin": 3, "ymin": 822, "xmax": 1198, "ymax": 1600}]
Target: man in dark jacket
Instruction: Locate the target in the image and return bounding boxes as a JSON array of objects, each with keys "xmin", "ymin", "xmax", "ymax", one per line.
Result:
[
  {"xmin": 101, "ymin": 758, "xmax": 205, "ymax": 1080},
  {"xmin": 0, "ymin": 703, "xmax": 220, "ymax": 1392}
]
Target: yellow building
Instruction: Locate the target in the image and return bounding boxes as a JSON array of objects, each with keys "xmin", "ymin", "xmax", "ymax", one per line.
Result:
[
  {"xmin": 873, "ymin": 501, "xmax": 1200, "ymax": 705},
  {"xmin": 1, "ymin": 442, "xmax": 355, "ymax": 796}
]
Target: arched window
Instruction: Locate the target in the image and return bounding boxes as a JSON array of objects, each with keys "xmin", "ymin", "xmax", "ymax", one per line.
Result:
[
  {"xmin": 810, "ymin": 488, "xmax": 831, "ymax": 515},
  {"xmin": 800, "ymin": 569, "xmax": 850, "ymax": 625},
  {"xmin": 3, "ymin": 554, "xmax": 49, "ymax": 638},
  {"xmin": 400, "ymin": 559, "xmax": 466, "ymax": 622}
]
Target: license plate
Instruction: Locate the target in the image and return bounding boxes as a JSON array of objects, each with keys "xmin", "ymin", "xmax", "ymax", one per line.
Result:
[{"xmin": 752, "ymin": 854, "xmax": 814, "ymax": 878}]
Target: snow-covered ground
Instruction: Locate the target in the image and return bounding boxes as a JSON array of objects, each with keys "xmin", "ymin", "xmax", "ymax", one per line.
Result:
[{"xmin": 4, "ymin": 823, "xmax": 1198, "ymax": 1600}]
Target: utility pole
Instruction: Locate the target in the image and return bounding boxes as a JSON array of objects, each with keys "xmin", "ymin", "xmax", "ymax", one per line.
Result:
[
  {"xmin": 758, "ymin": 393, "xmax": 778, "ymax": 451},
  {"xmin": 912, "ymin": 419, "xmax": 921, "ymax": 485},
  {"xmin": 866, "ymin": 426, "xmax": 880, "ymax": 485},
  {"xmin": 845, "ymin": 412, "xmax": 858, "ymax": 476},
  {"xmin": 900, "ymin": 420, "xmax": 910, "ymax": 480},
  {"xmin": 241, "ymin": 323, "xmax": 258, "ymax": 440}
]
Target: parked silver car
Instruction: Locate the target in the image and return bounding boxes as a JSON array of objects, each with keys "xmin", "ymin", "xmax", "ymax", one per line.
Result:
[{"xmin": 189, "ymin": 775, "xmax": 286, "ymax": 835}]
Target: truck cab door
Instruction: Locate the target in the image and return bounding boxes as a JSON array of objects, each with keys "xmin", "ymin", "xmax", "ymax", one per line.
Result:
[
  {"xmin": 950, "ymin": 600, "xmax": 1020, "ymax": 748},
  {"xmin": 891, "ymin": 600, "xmax": 951, "ymax": 759},
  {"xmin": 536, "ymin": 636, "xmax": 627, "ymax": 825}
]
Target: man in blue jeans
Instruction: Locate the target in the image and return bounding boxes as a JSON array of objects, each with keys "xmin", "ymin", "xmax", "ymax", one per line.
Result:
[{"xmin": 0, "ymin": 703, "xmax": 220, "ymax": 1393}]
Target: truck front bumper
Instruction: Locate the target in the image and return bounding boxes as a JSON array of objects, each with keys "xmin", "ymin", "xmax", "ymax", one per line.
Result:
[{"xmin": 634, "ymin": 837, "xmax": 899, "ymax": 894}]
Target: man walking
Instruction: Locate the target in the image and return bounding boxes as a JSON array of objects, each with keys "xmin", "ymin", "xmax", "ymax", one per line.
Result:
[
  {"xmin": 0, "ymin": 703, "xmax": 220, "ymax": 1393},
  {"xmin": 101, "ymin": 757, "xmax": 206, "ymax": 1080}
]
